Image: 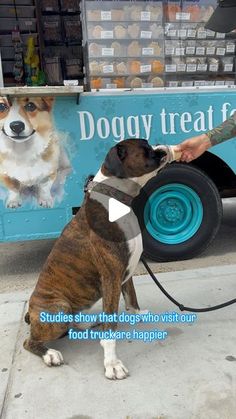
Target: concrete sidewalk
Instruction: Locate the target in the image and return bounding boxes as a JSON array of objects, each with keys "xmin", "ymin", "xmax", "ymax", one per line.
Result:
[{"xmin": 1, "ymin": 265, "xmax": 236, "ymax": 419}]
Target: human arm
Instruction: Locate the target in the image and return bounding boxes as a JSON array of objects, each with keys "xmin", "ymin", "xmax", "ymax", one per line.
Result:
[
  {"xmin": 176, "ymin": 112, "xmax": 236, "ymax": 162},
  {"xmin": 207, "ymin": 111, "xmax": 236, "ymax": 146}
]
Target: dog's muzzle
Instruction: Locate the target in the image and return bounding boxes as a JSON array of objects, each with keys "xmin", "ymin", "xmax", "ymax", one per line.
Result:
[
  {"xmin": 153, "ymin": 145, "xmax": 182, "ymax": 163},
  {"xmin": 2, "ymin": 127, "xmax": 36, "ymax": 142}
]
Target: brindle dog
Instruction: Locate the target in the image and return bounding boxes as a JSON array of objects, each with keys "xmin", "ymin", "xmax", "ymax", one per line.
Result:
[{"xmin": 24, "ymin": 139, "xmax": 167, "ymax": 379}]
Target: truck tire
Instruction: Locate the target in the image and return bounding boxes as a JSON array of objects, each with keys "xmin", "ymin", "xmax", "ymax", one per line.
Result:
[{"xmin": 133, "ymin": 163, "xmax": 222, "ymax": 262}]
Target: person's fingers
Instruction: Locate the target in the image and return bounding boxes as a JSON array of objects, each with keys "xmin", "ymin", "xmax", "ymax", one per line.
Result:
[
  {"xmin": 180, "ymin": 151, "xmax": 189, "ymax": 160},
  {"xmin": 179, "ymin": 152, "xmax": 186, "ymax": 160},
  {"xmin": 176, "ymin": 143, "xmax": 186, "ymax": 153},
  {"xmin": 181, "ymin": 155, "xmax": 192, "ymax": 163},
  {"xmin": 180, "ymin": 151, "xmax": 194, "ymax": 162},
  {"xmin": 176, "ymin": 140, "xmax": 193, "ymax": 150},
  {"xmin": 174, "ymin": 144, "xmax": 183, "ymax": 152}
]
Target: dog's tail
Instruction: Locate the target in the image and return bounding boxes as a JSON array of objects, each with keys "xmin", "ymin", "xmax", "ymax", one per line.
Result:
[{"xmin": 24, "ymin": 312, "xmax": 30, "ymax": 324}]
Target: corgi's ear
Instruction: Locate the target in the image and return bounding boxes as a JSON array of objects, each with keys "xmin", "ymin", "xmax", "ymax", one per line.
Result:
[{"xmin": 42, "ymin": 97, "xmax": 54, "ymax": 111}]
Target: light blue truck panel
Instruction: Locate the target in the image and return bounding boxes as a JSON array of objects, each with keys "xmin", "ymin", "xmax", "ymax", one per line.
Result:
[{"xmin": 0, "ymin": 89, "xmax": 236, "ymax": 242}]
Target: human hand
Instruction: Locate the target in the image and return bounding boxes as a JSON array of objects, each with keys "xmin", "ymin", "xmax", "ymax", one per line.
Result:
[{"xmin": 175, "ymin": 134, "xmax": 212, "ymax": 162}]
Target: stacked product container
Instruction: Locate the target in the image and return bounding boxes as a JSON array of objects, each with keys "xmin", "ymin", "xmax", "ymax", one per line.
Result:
[{"xmin": 82, "ymin": 0, "xmax": 236, "ymax": 90}]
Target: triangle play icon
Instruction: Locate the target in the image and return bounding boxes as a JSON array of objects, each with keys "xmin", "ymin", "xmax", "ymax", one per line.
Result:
[{"xmin": 108, "ymin": 198, "xmax": 131, "ymax": 222}]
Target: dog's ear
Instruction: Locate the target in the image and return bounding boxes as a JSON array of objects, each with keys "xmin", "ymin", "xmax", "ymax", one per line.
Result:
[
  {"xmin": 42, "ymin": 97, "xmax": 54, "ymax": 111},
  {"xmin": 3, "ymin": 96, "xmax": 11, "ymax": 107},
  {"xmin": 103, "ymin": 144, "xmax": 127, "ymax": 178},
  {"xmin": 117, "ymin": 144, "xmax": 127, "ymax": 161}
]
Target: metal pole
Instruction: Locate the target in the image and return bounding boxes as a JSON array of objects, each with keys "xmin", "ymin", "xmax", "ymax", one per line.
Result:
[{"xmin": 0, "ymin": 50, "xmax": 4, "ymax": 87}]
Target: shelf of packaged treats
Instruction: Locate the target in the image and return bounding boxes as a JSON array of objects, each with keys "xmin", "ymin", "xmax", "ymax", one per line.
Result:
[
  {"xmin": 165, "ymin": 57, "xmax": 235, "ymax": 74},
  {"xmin": 164, "ymin": 42, "xmax": 235, "ymax": 57},
  {"xmin": 166, "ymin": 77, "xmax": 235, "ymax": 88},
  {"xmin": 40, "ymin": 0, "xmax": 81, "ymax": 14},
  {"xmin": 82, "ymin": 0, "xmax": 236, "ymax": 90},
  {"xmin": 88, "ymin": 59, "xmax": 234, "ymax": 74},
  {"xmin": 164, "ymin": 24, "xmax": 236, "ymax": 40},
  {"xmin": 90, "ymin": 74, "xmax": 165, "ymax": 89},
  {"xmin": 88, "ymin": 59, "xmax": 164, "ymax": 76},
  {"xmin": 163, "ymin": 1, "xmax": 215, "ymax": 24},
  {"xmin": 37, "ymin": 0, "xmax": 84, "ymax": 85},
  {"xmin": 87, "ymin": 23, "xmax": 164, "ymax": 41},
  {"xmin": 85, "ymin": 2, "xmax": 163, "ymax": 24},
  {"xmin": 87, "ymin": 41, "xmax": 164, "ymax": 59},
  {"xmin": 41, "ymin": 14, "xmax": 82, "ymax": 46}
]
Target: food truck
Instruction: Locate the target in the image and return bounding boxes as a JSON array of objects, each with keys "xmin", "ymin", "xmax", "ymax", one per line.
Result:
[{"xmin": 0, "ymin": 0, "xmax": 236, "ymax": 262}]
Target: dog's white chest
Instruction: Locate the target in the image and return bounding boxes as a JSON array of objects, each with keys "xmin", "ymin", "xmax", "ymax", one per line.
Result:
[
  {"xmin": 119, "ymin": 210, "xmax": 143, "ymax": 283},
  {"xmin": 91, "ymin": 171, "xmax": 144, "ymax": 282},
  {"xmin": 125, "ymin": 233, "xmax": 143, "ymax": 282},
  {"xmin": 0, "ymin": 133, "xmax": 58, "ymax": 186},
  {"xmin": 0, "ymin": 157, "xmax": 53, "ymax": 185}
]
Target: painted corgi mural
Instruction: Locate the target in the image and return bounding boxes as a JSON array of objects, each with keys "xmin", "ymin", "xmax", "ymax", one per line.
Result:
[{"xmin": 0, "ymin": 96, "xmax": 71, "ymax": 209}]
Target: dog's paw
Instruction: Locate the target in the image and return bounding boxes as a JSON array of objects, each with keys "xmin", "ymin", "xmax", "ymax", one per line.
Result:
[
  {"xmin": 42, "ymin": 349, "xmax": 64, "ymax": 367},
  {"xmin": 104, "ymin": 359, "xmax": 129, "ymax": 380},
  {"xmin": 38, "ymin": 197, "xmax": 54, "ymax": 208},
  {"xmin": 127, "ymin": 308, "xmax": 149, "ymax": 315},
  {"xmin": 6, "ymin": 198, "xmax": 22, "ymax": 208}
]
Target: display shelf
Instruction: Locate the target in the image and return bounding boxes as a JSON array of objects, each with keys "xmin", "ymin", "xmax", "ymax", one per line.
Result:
[
  {"xmin": 87, "ymin": 39, "xmax": 164, "ymax": 42},
  {"xmin": 0, "ymin": 0, "xmax": 39, "ymax": 86},
  {"xmin": 82, "ymin": 0, "xmax": 236, "ymax": 89},
  {"xmin": 89, "ymin": 72, "xmax": 164, "ymax": 76},
  {"xmin": 0, "ymin": 85, "xmax": 83, "ymax": 95},
  {"xmin": 36, "ymin": 0, "xmax": 84, "ymax": 85},
  {"xmin": 87, "ymin": 20, "xmax": 162, "ymax": 23}
]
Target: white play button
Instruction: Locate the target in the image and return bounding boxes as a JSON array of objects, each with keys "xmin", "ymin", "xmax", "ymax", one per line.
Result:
[
  {"xmin": 108, "ymin": 198, "xmax": 130, "ymax": 222},
  {"xmin": 86, "ymin": 177, "xmax": 142, "ymax": 241}
]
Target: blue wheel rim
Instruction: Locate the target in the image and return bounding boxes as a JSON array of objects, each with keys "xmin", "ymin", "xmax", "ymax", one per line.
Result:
[{"xmin": 144, "ymin": 183, "xmax": 203, "ymax": 245}]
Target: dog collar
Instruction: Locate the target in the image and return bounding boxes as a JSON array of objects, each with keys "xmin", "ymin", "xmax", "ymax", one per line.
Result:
[{"xmin": 85, "ymin": 179, "xmax": 133, "ymax": 207}]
